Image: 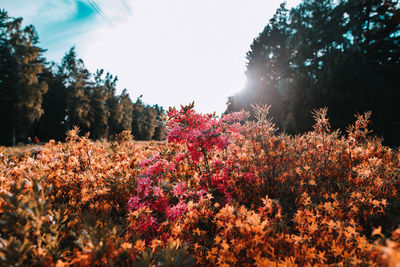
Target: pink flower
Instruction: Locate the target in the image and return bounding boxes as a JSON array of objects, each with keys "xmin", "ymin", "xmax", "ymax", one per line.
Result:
[
  {"xmin": 196, "ymin": 189, "xmax": 207, "ymax": 198},
  {"xmin": 142, "ymin": 159, "xmax": 176, "ymax": 178},
  {"xmin": 139, "ymin": 158, "xmax": 152, "ymax": 168},
  {"xmin": 152, "ymin": 186, "xmax": 164, "ymax": 197},
  {"xmin": 138, "ymin": 177, "xmax": 151, "ymax": 196},
  {"xmin": 166, "ymin": 106, "xmax": 231, "ymax": 162},
  {"xmin": 175, "ymin": 152, "xmax": 186, "ymax": 162},
  {"xmin": 135, "ymin": 213, "xmax": 158, "ymax": 233},
  {"xmin": 166, "ymin": 201, "xmax": 188, "ymax": 221},
  {"xmin": 172, "ymin": 182, "xmax": 188, "ymax": 198},
  {"xmin": 220, "ymin": 111, "xmax": 246, "ymax": 123},
  {"xmin": 128, "ymin": 196, "xmax": 146, "ymax": 212}
]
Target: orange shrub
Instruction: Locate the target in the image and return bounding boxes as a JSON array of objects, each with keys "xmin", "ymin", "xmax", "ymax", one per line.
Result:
[{"xmin": 0, "ymin": 105, "xmax": 399, "ymax": 266}]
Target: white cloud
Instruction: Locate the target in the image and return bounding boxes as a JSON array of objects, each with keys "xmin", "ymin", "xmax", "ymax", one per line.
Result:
[
  {"xmin": 2, "ymin": 0, "xmax": 301, "ymax": 114},
  {"xmin": 80, "ymin": 0, "xmax": 301, "ymax": 114}
]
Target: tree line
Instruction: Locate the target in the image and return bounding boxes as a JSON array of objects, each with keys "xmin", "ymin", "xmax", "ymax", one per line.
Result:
[
  {"xmin": 0, "ymin": 10, "xmax": 165, "ymax": 146},
  {"xmin": 226, "ymin": 0, "xmax": 400, "ymax": 146}
]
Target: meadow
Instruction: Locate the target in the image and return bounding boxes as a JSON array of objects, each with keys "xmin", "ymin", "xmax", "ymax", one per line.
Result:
[{"xmin": 1, "ymin": 104, "xmax": 400, "ymax": 266}]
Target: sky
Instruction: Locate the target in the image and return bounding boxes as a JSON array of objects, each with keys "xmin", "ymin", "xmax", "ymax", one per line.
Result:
[{"xmin": 1, "ymin": 0, "xmax": 300, "ymax": 115}]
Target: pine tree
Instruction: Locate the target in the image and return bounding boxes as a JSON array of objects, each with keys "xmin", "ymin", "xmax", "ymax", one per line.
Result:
[
  {"xmin": 60, "ymin": 47, "xmax": 92, "ymax": 134},
  {"xmin": 119, "ymin": 89, "xmax": 134, "ymax": 134},
  {"xmin": 34, "ymin": 63, "xmax": 68, "ymax": 141},
  {"xmin": 131, "ymin": 96, "xmax": 145, "ymax": 140},
  {"xmin": 152, "ymin": 104, "xmax": 166, "ymax": 141},
  {"xmin": 0, "ymin": 10, "xmax": 47, "ymax": 145},
  {"xmin": 131, "ymin": 97, "xmax": 160, "ymax": 140},
  {"xmin": 225, "ymin": 0, "xmax": 400, "ymax": 145},
  {"xmin": 226, "ymin": 3, "xmax": 291, "ymax": 128},
  {"xmin": 89, "ymin": 69, "xmax": 110, "ymax": 139}
]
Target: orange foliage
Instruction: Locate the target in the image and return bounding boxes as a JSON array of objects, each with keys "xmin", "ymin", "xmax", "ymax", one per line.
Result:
[{"xmin": 0, "ymin": 106, "xmax": 400, "ymax": 266}]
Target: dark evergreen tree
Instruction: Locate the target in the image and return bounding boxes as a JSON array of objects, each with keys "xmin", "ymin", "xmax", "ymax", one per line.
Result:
[
  {"xmin": 0, "ymin": 10, "xmax": 166, "ymax": 144},
  {"xmin": 142, "ymin": 106, "xmax": 158, "ymax": 140},
  {"xmin": 152, "ymin": 104, "xmax": 166, "ymax": 141},
  {"xmin": 60, "ymin": 47, "xmax": 92, "ymax": 135},
  {"xmin": 131, "ymin": 96, "xmax": 146, "ymax": 140},
  {"xmin": 226, "ymin": 3, "xmax": 291, "ymax": 128},
  {"xmin": 131, "ymin": 97, "xmax": 160, "ymax": 140},
  {"xmin": 118, "ymin": 89, "xmax": 134, "ymax": 134},
  {"xmin": 0, "ymin": 10, "xmax": 48, "ymax": 146},
  {"xmin": 226, "ymin": 0, "xmax": 400, "ymax": 145},
  {"xmin": 89, "ymin": 69, "xmax": 110, "ymax": 139},
  {"xmin": 34, "ymin": 63, "xmax": 68, "ymax": 141},
  {"xmin": 104, "ymin": 73, "xmax": 125, "ymax": 137}
]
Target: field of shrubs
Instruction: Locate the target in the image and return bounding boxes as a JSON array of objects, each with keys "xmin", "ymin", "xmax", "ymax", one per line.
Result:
[{"xmin": 1, "ymin": 104, "xmax": 400, "ymax": 266}]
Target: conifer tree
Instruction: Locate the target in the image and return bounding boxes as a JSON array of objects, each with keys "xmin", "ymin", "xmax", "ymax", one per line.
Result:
[
  {"xmin": 118, "ymin": 89, "xmax": 134, "ymax": 134},
  {"xmin": 153, "ymin": 104, "xmax": 166, "ymax": 141},
  {"xmin": 34, "ymin": 63, "xmax": 68, "ymax": 141},
  {"xmin": 60, "ymin": 47, "xmax": 92, "ymax": 134},
  {"xmin": 89, "ymin": 69, "xmax": 110, "ymax": 139},
  {"xmin": 0, "ymin": 10, "xmax": 167, "ymax": 144},
  {"xmin": 0, "ymin": 10, "xmax": 47, "ymax": 145},
  {"xmin": 226, "ymin": 0, "xmax": 400, "ymax": 145}
]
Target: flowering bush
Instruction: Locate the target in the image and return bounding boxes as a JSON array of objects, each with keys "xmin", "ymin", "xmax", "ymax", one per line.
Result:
[{"xmin": 0, "ymin": 104, "xmax": 400, "ymax": 266}]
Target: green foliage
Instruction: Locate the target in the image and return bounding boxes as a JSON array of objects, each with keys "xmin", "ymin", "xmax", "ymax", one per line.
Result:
[
  {"xmin": 156, "ymin": 240, "xmax": 196, "ymax": 267},
  {"xmin": 134, "ymin": 241, "xmax": 195, "ymax": 267},
  {"xmin": 0, "ymin": 179, "xmax": 69, "ymax": 265}
]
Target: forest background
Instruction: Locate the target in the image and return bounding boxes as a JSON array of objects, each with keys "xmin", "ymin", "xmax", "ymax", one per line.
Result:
[{"xmin": 1, "ymin": 0, "xmax": 400, "ymax": 146}]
